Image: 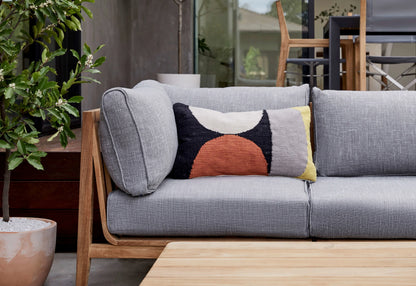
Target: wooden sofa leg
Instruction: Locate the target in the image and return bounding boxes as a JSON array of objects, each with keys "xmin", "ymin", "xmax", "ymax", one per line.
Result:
[
  {"xmin": 76, "ymin": 111, "xmax": 96, "ymax": 286},
  {"xmin": 76, "ymin": 251, "xmax": 91, "ymax": 286}
]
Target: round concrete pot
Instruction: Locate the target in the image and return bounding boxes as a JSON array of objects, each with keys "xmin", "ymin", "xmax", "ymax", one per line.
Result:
[
  {"xmin": 0, "ymin": 218, "xmax": 56, "ymax": 286},
  {"xmin": 157, "ymin": 73, "xmax": 201, "ymax": 88}
]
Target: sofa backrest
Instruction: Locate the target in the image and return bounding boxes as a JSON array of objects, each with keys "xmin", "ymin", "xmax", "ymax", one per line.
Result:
[
  {"xmin": 136, "ymin": 80, "xmax": 310, "ymax": 111},
  {"xmin": 100, "ymin": 80, "xmax": 310, "ymax": 196},
  {"xmin": 312, "ymin": 88, "xmax": 416, "ymax": 177}
]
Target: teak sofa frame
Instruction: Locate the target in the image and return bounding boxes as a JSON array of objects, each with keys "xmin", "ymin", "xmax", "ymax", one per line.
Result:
[
  {"xmin": 75, "ymin": 109, "xmax": 290, "ymax": 286},
  {"xmin": 75, "ymin": 108, "xmax": 412, "ymax": 285}
]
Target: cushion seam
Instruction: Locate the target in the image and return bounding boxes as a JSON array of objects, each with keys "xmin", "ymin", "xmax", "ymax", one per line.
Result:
[
  {"xmin": 124, "ymin": 90, "xmax": 152, "ymax": 194},
  {"xmin": 305, "ymin": 180, "xmax": 312, "ymax": 237},
  {"xmin": 101, "ymin": 89, "xmax": 129, "ymax": 193},
  {"xmin": 312, "ymin": 88, "xmax": 320, "ymax": 175},
  {"xmin": 307, "ymin": 181, "xmax": 314, "ymax": 237}
]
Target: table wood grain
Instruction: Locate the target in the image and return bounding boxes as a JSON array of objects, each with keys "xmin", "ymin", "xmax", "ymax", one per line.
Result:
[{"xmin": 141, "ymin": 241, "xmax": 416, "ymax": 285}]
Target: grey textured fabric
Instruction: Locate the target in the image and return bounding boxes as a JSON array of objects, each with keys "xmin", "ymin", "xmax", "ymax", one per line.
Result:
[
  {"xmin": 100, "ymin": 87, "xmax": 178, "ymax": 196},
  {"xmin": 310, "ymin": 176, "xmax": 416, "ymax": 238},
  {"xmin": 107, "ymin": 176, "xmax": 310, "ymax": 237},
  {"xmin": 136, "ymin": 80, "xmax": 310, "ymax": 111},
  {"xmin": 312, "ymin": 88, "xmax": 416, "ymax": 176},
  {"xmin": 269, "ymin": 108, "xmax": 308, "ymax": 177},
  {"xmin": 100, "ymin": 81, "xmax": 310, "ymax": 196}
]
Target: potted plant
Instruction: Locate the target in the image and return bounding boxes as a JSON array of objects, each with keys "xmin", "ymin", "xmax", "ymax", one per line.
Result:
[{"xmin": 0, "ymin": 1, "xmax": 105, "ymax": 285}]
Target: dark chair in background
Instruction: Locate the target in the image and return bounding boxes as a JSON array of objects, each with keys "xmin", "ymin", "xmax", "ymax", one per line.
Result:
[
  {"xmin": 359, "ymin": 0, "xmax": 416, "ymax": 90},
  {"xmin": 275, "ymin": 0, "xmax": 353, "ymax": 88}
]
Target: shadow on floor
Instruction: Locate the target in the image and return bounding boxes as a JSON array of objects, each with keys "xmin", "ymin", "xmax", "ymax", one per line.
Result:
[{"xmin": 45, "ymin": 253, "xmax": 155, "ymax": 286}]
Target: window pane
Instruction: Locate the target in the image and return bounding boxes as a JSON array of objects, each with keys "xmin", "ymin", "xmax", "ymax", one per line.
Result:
[
  {"xmin": 196, "ymin": 0, "xmax": 236, "ymax": 87},
  {"xmin": 196, "ymin": 0, "xmax": 308, "ymax": 87}
]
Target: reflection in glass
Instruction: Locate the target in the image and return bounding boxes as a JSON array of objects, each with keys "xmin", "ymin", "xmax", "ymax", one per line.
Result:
[{"xmin": 196, "ymin": 0, "xmax": 308, "ymax": 87}]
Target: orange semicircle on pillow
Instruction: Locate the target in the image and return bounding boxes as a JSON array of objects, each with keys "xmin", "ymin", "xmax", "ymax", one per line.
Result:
[{"xmin": 189, "ymin": 135, "xmax": 268, "ymax": 178}]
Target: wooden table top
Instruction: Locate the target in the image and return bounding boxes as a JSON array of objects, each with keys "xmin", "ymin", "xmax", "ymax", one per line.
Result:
[{"xmin": 141, "ymin": 241, "xmax": 416, "ymax": 286}]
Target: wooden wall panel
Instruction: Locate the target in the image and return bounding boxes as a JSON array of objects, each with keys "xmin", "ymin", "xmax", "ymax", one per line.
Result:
[{"xmin": 0, "ymin": 153, "xmax": 80, "ymax": 181}]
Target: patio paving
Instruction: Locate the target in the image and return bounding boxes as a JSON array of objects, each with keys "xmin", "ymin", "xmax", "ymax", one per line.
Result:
[{"xmin": 44, "ymin": 253, "xmax": 155, "ymax": 285}]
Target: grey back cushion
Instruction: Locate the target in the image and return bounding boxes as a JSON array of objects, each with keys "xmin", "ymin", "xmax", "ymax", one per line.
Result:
[
  {"xmin": 100, "ymin": 81, "xmax": 310, "ymax": 196},
  {"xmin": 136, "ymin": 80, "xmax": 310, "ymax": 111},
  {"xmin": 313, "ymin": 88, "xmax": 416, "ymax": 176},
  {"xmin": 100, "ymin": 87, "xmax": 178, "ymax": 196}
]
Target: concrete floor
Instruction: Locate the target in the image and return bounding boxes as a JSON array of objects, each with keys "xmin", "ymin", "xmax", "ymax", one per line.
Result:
[{"xmin": 44, "ymin": 253, "xmax": 155, "ymax": 285}]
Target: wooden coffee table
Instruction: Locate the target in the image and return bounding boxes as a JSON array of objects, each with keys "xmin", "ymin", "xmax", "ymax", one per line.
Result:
[{"xmin": 141, "ymin": 241, "xmax": 416, "ymax": 285}]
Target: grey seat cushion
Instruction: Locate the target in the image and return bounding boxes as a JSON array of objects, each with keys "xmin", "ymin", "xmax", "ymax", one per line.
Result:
[
  {"xmin": 107, "ymin": 176, "xmax": 310, "ymax": 238},
  {"xmin": 310, "ymin": 176, "xmax": 416, "ymax": 238},
  {"xmin": 312, "ymin": 88, "xmax": 416, "ymax": 176}
]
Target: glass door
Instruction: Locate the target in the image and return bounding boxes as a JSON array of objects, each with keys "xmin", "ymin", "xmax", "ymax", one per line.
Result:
[{"xmin": 195, "ymin": 0, "xmax": 310, "ymax": 87}]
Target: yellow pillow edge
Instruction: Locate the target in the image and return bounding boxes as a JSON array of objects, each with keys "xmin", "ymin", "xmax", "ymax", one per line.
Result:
[{"xmin": 291, "ymin": 106, "xmax": 317, "ymax": 182}]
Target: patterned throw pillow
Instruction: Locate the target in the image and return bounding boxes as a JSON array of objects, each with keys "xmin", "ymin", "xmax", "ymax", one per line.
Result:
[{"xmin": 170, "ymin": 103, "xmax": 316, "ymax": 182}]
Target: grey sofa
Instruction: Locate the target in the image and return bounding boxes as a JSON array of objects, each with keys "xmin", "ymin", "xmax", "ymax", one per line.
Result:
[{"xmin": 76, "ymin": 80, "xmax": 416, "ymax": 285}]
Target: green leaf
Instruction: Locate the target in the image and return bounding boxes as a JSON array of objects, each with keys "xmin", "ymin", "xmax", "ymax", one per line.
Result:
[
  {"xmin": 32, "ymin": 151, "xmax": 47, "ymax": 158},
  {"xmin": 80, "ymin": 76, "xmax": 101, "ymax": 84},
  {"xmin": 61, "ymin": 0, "xmax": 80, "ymax": 9},
  {"xmin": 81, "ymin": 6, "xmax": 93, "ymax": 18},
  {"xmin": 0, "ymin": 140, "xmax": 12, "ymax": 149},
  {"xmin": 62, "ymin": 104, "xmax": 79, "ymax": 117},
  {"xmin": 39, "ymin": 80, "xmax": 58, "ymax": 91},
  {"xmin": 67, "ymin": 96, "xmax": 83, "ymax": 103},
  {"xmin": 71, "ymin": 16, "xmax": 82, "ymax": 30},
  {"xmin": 65, "ymin": 19, "xmax": 78, "ymax": 31},
  {"xmin": 17, "ymin": 140, "xmax": 26, "ymax": 155},
  {"xmin": 50, "ymin": 48, "xmax": 66, "ymax": 59},
  {"xmin": 45, "ymin": 7, "xmax": 59, "ymax": 24},
  {"xmin": 55, "ymin": 6, "xmax": 67, "ymax": 22},
  {"xmin": 41, "ymin": 47, "xmax": 49, "ymax": 63},
  {"xmin": 15, "ymin": 125, "xmax": 25, "ymax": 135},
  {"xmin": 64, "ymin": 125, "xmax": 76, "ymax": 139},
  {"xmin": 62, "ymin": 112, "xmax": 71, "ymax": 125},
  {"xmin": 83, "ymin": 43, "xmax": 91, "ymax": 55},
  {"xmin": 25, "ymin": 145, "xmax": 38, "ymax": 153},
  {"xmin": 23, "ymin": 137, "xmax": 39, "ymax": 144},
  {"xmin": 58, "ymin": 28, "xmax": 65, "ymax": 42},
  {"xmin": 14, "ymin": 88, "xmax": 28, "ymax": 97},
  {"xmin": 47, "ymin": 131, "xmax": 60, "ymax": 142},
  {"xmin": 4, "ymin": 87, "xmax": 14, "ymax": 99},
  {"xmin": 32, "ymin": 71, "xmax": 42, "ymax": 82},
  {"xmin": 8, "ymin": 132, "xmax": 18, "ymax": 140},
  {"xmin": 94, "ymin": 44, "xmax": 105, "ymax": 53},
  {"xmin": 61, "ymin": 77, "xmax": 76, "ymax": 94},
  {"xmin": 70, "ymin": 49, "xmax": 80, "ymax": 60},
  {"xmin": 85, "ymin": 69, "xmax": 101, "ymax": 74},
  {"xmin": 91, "ymin": 56, "xmax": 106, "ymax": 67},
  {"xmin": 8, "ymin": 157, "xmax": 24, "ymax": 171},
  {"xmin": 48, "ymin": 108, "xmax": 62, "ymax": 120},
  {"xmin": 27, "ymin": 157, "xmax": 44, "ymax": 170},
  {"xmin": 40, "ymin": 109, "xmax": 46, "ymax": 120},
  {"xmin": 59, "ymin": 132, "xmax": 68, "ymax": 147}
]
